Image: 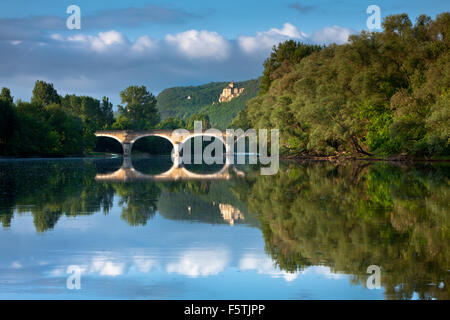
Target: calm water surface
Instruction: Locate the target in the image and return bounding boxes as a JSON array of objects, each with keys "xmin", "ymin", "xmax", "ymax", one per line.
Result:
[{"xmin": 0, "ymin": 157, "xmax": 448, "ymax": 299}]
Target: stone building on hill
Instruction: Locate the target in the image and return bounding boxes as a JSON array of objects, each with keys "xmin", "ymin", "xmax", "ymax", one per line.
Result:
[{"xmin": 219, "ymin": 81, "xmax": 244, "ymax": 103}]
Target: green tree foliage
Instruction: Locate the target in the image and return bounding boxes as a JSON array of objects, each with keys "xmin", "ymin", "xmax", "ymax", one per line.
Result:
[
  {"xmin": 234, "ymin": 13, "xmax": 450, "ymax": 157},
  {"xmin": 0, "ymin": 96, "xmax": 18, "ymax": 154},
  {"xmin": 260, "ymin": 40, "xmax": 322, "ymax": 94},
  {"xmin": 113, "ymin": 85, "xmax": 159, "ymax": 130},
  {"xmin": 1, "ymin": 87, "xmax": 13, "ymax": 104},
  {"xmin": 31, "ymin": 80, "xmax": 60, "ymax": 106},
  {"xmin": 9, "ymin": 101, "xmax": 85, "ymax": 156},
  {"xmin": 100, "ymin": 96, "xmax": 115, "ymax": 128},
  {"xmin": 0, "ymin": 83, "xmax": 115, "ymax": 157},
  {"xmin": 185, "ymin": 113, "xmax": 211, "ymax": 130},
  {"xmin": 61, "ymin": 94, "xmax": 115, "ymax": 151},
  {"xmin": 156, "ymin": 117, "xmax": 186, "ymax": 130}
]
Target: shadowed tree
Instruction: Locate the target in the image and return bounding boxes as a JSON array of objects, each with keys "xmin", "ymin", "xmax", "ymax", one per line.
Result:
[{"xmin": 0, "ymin": 87, "xmax": 13, "ymax": 104}]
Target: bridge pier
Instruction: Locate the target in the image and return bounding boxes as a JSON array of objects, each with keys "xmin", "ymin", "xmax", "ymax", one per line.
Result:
[
  {"xmin": 122, "ymin": 156, "xmax": 132, "ymax": 169},
  {"xmin": 225, "ymin": 143, "xmax": 234, "ymax": 165},
  {"xmin": 172, "ymin": 142, "xmax": 182, "ymax": 168},
  {"xmin": 122, "ymin": 142, "xmax": 132, "ymax": 157}
]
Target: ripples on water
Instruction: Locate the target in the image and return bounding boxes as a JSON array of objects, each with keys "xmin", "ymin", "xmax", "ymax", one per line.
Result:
[{"xmin": 0, "ymin": 157, "xmax": 448, "ymax": 299}]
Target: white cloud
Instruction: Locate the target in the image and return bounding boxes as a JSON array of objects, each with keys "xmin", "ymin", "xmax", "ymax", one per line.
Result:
[
  {"xmin": 133, "ymin": 256, "xmax": 159, "ymax": 273},
  {"xmin": 238, "ymin": 23, "xmax": 355, "ymax": 54},
  {"xmin": 309, "ymin": 25, "xmax": 355, "ymax": 45},
  {"xmin": 238, "ymin": 23, "xmax": 307, "ymax": 54},
  {"xmin": 131, "ymin": 35, "xmax": 158, "ymax": 53},
  {"xmin": 166, "ymin": 249, "xmax": 230, "ymax": 277},
  {"xmin": 165, "ymin": 30, "xmax": 230, "ymax": 60},
  {"xmin": 90, "ymin": 258, "xmax": 125, "ymax": 276},
  {"xmin": 50, "ymin": 34, "xmax": 63, "ymax": 41},
  {"xmin": 67, "ymin": 30, "xmax": 128, "ymax": 52}
]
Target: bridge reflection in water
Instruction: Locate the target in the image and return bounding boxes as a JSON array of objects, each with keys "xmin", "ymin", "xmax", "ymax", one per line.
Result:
[{"xmin": 95, "ymin": 157, "xmax": 246, "ymax": 182}]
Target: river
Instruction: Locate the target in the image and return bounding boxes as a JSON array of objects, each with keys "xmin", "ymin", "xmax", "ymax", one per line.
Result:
[{"xmin": 0, "ymin": 157, "xmax": 448, "ymax": 299}]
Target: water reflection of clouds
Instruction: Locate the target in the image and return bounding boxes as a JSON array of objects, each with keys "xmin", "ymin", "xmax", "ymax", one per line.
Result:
[
  {"xmin": 4, "ymin": 250, "xmax": 347, "ymax": 282},
  {"xmin": 166, "ymin": 249, "xmax": 230, "ymax": 277},
  {"xmin": 239, "ymin": 254, "xmax": 346, "ymax": 282},
  {"xmin": 43, "ymin": 248, "xmax": 232, "ymax": 278},
  {"xmin": 239, "ymin": 253, "xmax": 298, "ymax": 282}
]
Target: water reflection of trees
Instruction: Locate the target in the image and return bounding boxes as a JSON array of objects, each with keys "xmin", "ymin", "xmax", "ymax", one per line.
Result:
[
  {"xmin": 0, "ymin": 161, "xmax": 160, "ymax": 229},
  {"xmin": 114, "ymin": 182, "xmax": 160, "ymax": 226},
  {"xmin": 0, "ymin": 161, "xmax": 115, "ymax": 231},
  {"xmin": 232, "ymin": 162, "xmax": 449, "ymax": 300},
  {"xmin": 0, "ymin": 160, "xmax": 249, "ymax": 229}
]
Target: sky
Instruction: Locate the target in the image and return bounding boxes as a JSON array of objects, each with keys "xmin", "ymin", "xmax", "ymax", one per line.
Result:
[{"xmin": 0, "ymin": 0, "xmax": 448, "ymax": 105}]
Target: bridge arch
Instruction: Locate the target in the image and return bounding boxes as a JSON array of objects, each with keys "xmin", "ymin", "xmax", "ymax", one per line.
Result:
[
  {"xmin": 180, "ymin": 133, "xmax": 230, "ymax": 159},
  {"xmin": 130, "ymin": 133, "xmax": 176, "ymax": 148},
  {"xmin": 95, "ymin": 133, "xmax": 124, "ymax": 146},
  {"xmin": 95, "ymin": 133, "xmax": 128, "ymax": 155},
  {"xmin": 131, "ymin": 134, "xmax": 176, "ymax": 156},
  {"xmin": 180, "ymin": 132, "xmax": 226, "ymax": 146}
]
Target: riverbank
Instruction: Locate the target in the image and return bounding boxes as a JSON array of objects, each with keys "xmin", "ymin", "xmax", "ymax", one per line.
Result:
[
  {"xmin": 280, "ymin": 154, "xmax": 450, "ymax": 162},
  {"xmin": 0, "ymin": 152, "xmax": 119, "ymax": 160},
  {"xmin": 0, "ymin": 151, "xmax": 172, "ymax": 160}
]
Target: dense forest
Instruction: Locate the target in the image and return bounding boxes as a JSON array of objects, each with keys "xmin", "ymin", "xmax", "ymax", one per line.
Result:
[{"xmin": 232, "ymin": 13, "xmax": 450, "ymax": 158}]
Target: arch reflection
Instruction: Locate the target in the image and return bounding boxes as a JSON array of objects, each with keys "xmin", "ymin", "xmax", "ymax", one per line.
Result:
[{"xmin": 95, "ymin": 157, "xmax": 246, "ymax": 182}]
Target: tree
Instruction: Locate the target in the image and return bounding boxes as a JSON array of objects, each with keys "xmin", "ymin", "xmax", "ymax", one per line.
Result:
[
  {"xmin": 0, "ymin": 99, "xmax": 17, "ymax": 154},
  {"xmin": 100, "ymin": 96, "xmax": 115, "ymax": 129},
  {"xmin": 116, "ymin": 85, "xmax": 160, "ymax": 130},
  {"xmin": 31, "ymin": 80, "xmax": 60, "ymax": 106},
  {"xmin": 185, "ymin": 113, "xmax": 211, "ymax": 130},
  {"xmin": 0, "ymin": 87, "xmax": 13, "ymax": 104},
  {"xmin": 260, "ymin": 40, "xmax": 322, "ymax": 94},
  {"xmin": 156, "ymin": 117, "xmax": 186, "ymax": 130}
]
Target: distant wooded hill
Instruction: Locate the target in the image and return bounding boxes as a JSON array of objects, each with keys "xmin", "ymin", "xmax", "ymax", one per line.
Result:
[{"xmin": 156, "ymin": 78, "xmax": 260, "ymax": 129}]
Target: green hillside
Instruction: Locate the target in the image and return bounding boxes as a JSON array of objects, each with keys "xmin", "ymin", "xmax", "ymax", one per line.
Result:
[
  {"xmin": 200, "ymin": 78, "xmax": 261, "ymax": 129},
  {"xmin": 156, "ymin": 79, "xmax": 260, "ymax": 127}
]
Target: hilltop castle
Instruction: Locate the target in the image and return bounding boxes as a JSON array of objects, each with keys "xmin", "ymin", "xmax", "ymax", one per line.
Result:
[{"xmin": 219, "ymin": 81, "xmax": 244, "ymax": 103}]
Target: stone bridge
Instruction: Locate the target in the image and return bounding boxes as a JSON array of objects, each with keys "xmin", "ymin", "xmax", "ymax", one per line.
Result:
[{"xmin": 95, "ymin": 130, "xmax": 232, "ymax": 157}]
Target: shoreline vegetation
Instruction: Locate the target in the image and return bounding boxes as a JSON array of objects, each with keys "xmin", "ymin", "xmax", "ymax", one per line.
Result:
[
  {"xmin": 1, "ymin": 152, "xmax": 449, "ymax": 163},
  {"xmin": 1, "ymin": 12, "xmax": 449, "ymax": 161}
]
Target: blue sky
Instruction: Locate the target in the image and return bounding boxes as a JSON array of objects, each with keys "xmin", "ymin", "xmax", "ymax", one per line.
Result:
[{"xmin": 0, "ymin": 0, "xmax": 448, "ymax": 105}]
